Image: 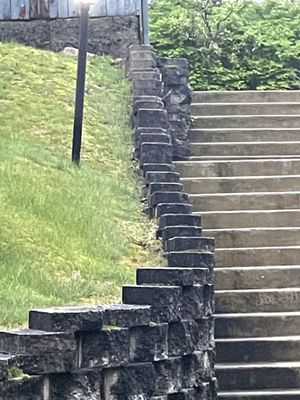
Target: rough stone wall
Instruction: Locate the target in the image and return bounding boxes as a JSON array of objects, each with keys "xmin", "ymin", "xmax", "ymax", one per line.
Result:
[
  {"xmin": 0, "ymin": 45, "xmax": 217, "ymax": 400},
  {"xmin": 0, "ymin": 16, "xmax": 140, "ymax": 57}
]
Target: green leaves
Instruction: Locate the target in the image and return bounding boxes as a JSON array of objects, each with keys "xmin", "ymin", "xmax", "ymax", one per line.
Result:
[{"xmin": 150, "ymin": 0, "xmax": 300, "ymax": 90}]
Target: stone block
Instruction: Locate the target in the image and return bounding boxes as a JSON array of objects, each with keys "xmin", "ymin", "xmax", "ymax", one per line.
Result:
[
  {"xmin": 166, "ymin": 237, "xmax": 215, "ymax": 253},
  {"xmin": 136, "ymin": 267, "xmax": 210, "ymax": 287},
  {"xmin": 182, "ymin": 352, "xmax": 206, "ymax": 387},
  {"xmin": 129, "ymin": 323, "xmax": 168, "ymax": 362},
  {"xmin": 163, "ymin": 86, "xmax": 192, "ymax": 107},
  {"xmin": 145, "ymin": 171, "xmax": 180, "ymax": 185},
  {"xmin": 182, "ymin": 351, "xmax": 215, "ymax": 388},
  {"xmin": 0, "ymin": 375, "xmax": 46, "ymax": 400},
  {"xmin": 130, "ymin": 70, "xmax": 161, "ymax": 81},
  {"xmin": 149, "ymin": 183, "xmax": 183, "ymax": 197},
  {"xmin": 29, "ymin": 306, "xmax": 104, "ymax": 332},
  {"xmin": 161, "ymin": 226, "xmax": 202, "ymax": 243},
  {"xmin": 137, "ymin": 109, "xmax": 168, "ymax": 130},
  {"xmin": 50, "ymin": 371, "xmax": 103, "ymax": 400},
  {"xmin": 154, "ymin": 358, "xmax": 182, "ymax": 395},
  {"xmin": 143, "ymin": 164, "xmax": 175, "ymax": 177},
  {"xmin": 168, "ymin": 389, "xmax": 196, "ymax": 400},
  {"xmin": 122, "ymin": 286, "xmax": 183, "ymax": 323},
  {"xmin": 0, "ymin": 329, "xmax": 76, "ymax": 375},
  {"xmin": 173, "ymin": 144, "xmax": 191, "ymax": 161},
  {"xmin": 167, "ymin": 252, "xmax": 214, "ymax": 269},
  {"xmin": 204, "ymin": 284, "xmax": 215, "ymax": 316},
  {"xmin": 157, "ymin": 58, "xmax": 189, "ymax": 71},
  {"xmin": 149, "ymin": 192, "xmax": 189, "ymax": 208},
  {"xmin": 128, "ymin": 59, "xmax": 157, "ymax": 71},
  {"xmin": 168, "ymin": 320, "xmax": 204, "ymax": 356},
  {"xmin": 129, "ymin": 44, "xmax": 155, "ymax": 53},
  {"xmin": 160, "ymin": 65, "xmax": 189, "ymax": 87},
  {"xmin": 140, "ymin": 133, "xmax": 171, "ymax": 146},
  {"xmin": 0, "ymin": 354, "xmax": 17, "ymax": 381},
  {"xmin": 103, "ymin": 363, "xmax": 156, "ymax": 399},
  {"xmin": 0, "ymin": 329, "xmax": 75, "ymax": 354},
  {"xmin": 80, "ymin": 328, "xmax": 129, "ymax": 369},
  {"xmin": 129, "ymin": 50, "xmax": 156, "ymax": 62},
  {"xmin": 159, "ymin": 214, "xmax": 201, "ymax": 231},
  {"xmin": 155, "ymin": 203, "xmax": 193, "ymax": 218},
  {"xmin": 140, "ymin": 143, "xmax": 173, "ymax": 166},
  {"xmin": 199, "ymin": 317, "xmax": 215, "ymax": 350},
  {"xmin": 133, "ymin": 79, "xmax": 163, "ymax": 97},
  {"xmin": 102, "ymin": 304, "xmax": 151, "ymax": 328},
  {"xmin": 19, "ymin": 351, "xmax": 76, "ymax": 375},
  {"xmin": 182, "ymin": 286, "xmax": 204, "ymax": 320}
]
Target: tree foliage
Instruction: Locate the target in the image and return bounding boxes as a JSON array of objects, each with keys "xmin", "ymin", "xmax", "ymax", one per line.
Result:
[{"xmin": 150, "ymin": 0, "xmax": 300, "ymax": 90}]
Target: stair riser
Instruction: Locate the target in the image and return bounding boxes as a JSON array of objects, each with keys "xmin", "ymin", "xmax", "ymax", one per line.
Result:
[
  {"xmin": 217, "ymin": 367, "xmax": 300, "ymax": 390},
  {"xmin": 215, "ymin": 268, "xmax": 300, "ymax": 290},
  {"xmin": 218, "ymin": 395, "xmax": 300, "ymax": 400},
  {"xmin": 183, "ymin": 176, "xmax": 300, "ymax": 194},
  {"xmin": 216, "ymin": 315, "xmax": 300, "ymax": 338},
  {"xmin": 190, "ymin": 193, "xmax": 300, "ymax": 212},
  {"xmin": 193, "ymin": 116, "xmax": 300, "ymax": 129},
  {"xmin": 191, "ymin": 103, "xmax": 300, "ymax": 116},
  {"xmin": 189, "ymin": 129, "xmax": 300, "ymax": 143},
  {"xmin": 190, "ymin": 143, "xmax": 300, "ymax": 157},
  {"xmin": 175, "ymin": 160, "xmax": 300, "ymax": 178},
  {"xmin": 216, "ymin": 248, "xmax": 300, "ymax": 267},
  {"xmin": 216, "ymin": 291, "xmax": 300, "ymax": 313},
  {"xmin": 217, "ymin": 340, "xmax": 300, "ymax": 363},
  {"xmin": 192, "ymin": 91, "xmax": 300, "ymax": 103},
  {"xmin": 200, "ymin": 211, "xmax": 300, "ymax": 229},
  {"xmin": 206, "ymin": 229, "xmax": 300, "ymax": 248}
]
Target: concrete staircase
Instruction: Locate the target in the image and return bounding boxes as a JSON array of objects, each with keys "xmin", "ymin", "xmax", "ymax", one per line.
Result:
[{"xmin": 175, "ymin": 91, "xmax": 300, "ymax": 399}]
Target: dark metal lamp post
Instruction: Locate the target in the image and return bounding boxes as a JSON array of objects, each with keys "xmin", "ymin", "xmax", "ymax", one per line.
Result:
[{"xmin": 71, "ymin": 0, "xmax": 91, "ymax": 165}]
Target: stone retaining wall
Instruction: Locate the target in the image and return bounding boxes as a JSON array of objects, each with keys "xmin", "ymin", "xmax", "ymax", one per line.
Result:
[
  {"xmin": 0, "ymin": 45, "xmax": 217, "ymax": 400},
  {"xmin": 0, "ymin": 16, "xmax": 140, "ymax": 57}
]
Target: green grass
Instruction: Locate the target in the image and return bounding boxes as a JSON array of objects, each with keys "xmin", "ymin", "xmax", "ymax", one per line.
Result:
[{"xmin": 0, "ymin": 43, "xmax": 162, "ymax": 328}]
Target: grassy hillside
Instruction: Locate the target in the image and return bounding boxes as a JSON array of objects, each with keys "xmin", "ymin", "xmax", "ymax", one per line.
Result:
[{"xmin": 0, "ymin": 43, "xmax": 162, "ymax": 327}]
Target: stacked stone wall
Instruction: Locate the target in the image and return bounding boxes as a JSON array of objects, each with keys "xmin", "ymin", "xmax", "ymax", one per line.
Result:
[{"xmin": 0, "ymin": 45, "xmax": 217, "ymax": 400}]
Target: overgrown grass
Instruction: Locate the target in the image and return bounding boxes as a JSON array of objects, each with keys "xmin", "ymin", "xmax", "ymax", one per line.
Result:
[{"xmin": 0, "ymin": 43, "xmax": 162, "ymax": 327}]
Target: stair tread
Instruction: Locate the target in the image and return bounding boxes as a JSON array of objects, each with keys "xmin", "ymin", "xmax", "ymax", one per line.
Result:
[
  {"xmin": 218, "ymin": 389, "xmax": 300, "ymax": 395},
  {"xmin": 182, "ymin": 175, "xmax": 300, "ymax": 180},
  {"xmin": 216, "ymin": 288, "xmax": 300, "ymax": 294},
  {"xmin": 216, "ymin": 361, "xmax": 300, "ymax": 369},
  {"xmin": 192, "ymin": 102, "xmax": 300, "ymax": 106},
  {"xmin": 190, "ymin": 141, "xmax": 300, "ymax": 145},
  {"xmin": 217, "ymin": 265, "xmax": 300, "ymax": 271},
  {"xmin": 216, "ymin": 335, "xmax": 300, "ymax": 342},
  {"xmin": 217, "ymin": 245, "xmax": 300, "ymax": 250},
  {"xmin": 215, "ymin": 311, "xmax": 300, "ymax": 317}
]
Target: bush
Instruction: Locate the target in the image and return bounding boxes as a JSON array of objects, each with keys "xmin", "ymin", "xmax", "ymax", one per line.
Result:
[{"xmin": 150, "ymin": 0, "xmax": 300, "ymax": 90}]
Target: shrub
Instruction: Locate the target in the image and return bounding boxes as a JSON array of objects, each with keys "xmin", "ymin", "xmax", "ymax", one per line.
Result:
[{"xmin": 150, "ymin": 0, "xmax": 300, "ymax": 90}]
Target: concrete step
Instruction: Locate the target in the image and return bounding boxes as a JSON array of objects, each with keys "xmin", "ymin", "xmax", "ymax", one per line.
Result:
[
  {"xmin": 218, "ymin": 389, "xmax": 300, "ymax": 400},
  {"xmin": 205, "ymin": 228, "xmax": 300, "ymax": 248},
  {"xmin": 192, "ymin": 90, "xmax": 300, "ymax": 104},
  {"xmin": 215, "ymin": 288, "xmax": 300, "ymax": 313},
  {"xmin": 216, "ymin": 362, "xmax": 300, "ymax": 391},
  {"xmin": 174, "ymin": 159, "xmax": 300, "ymax": 178},
  {"xmin": 215, "ymin": 266, "xmax": 300, "ymax": 290},
  {"xmin": 191, "ymin": 102, "xmax": 300, "ymax": 116},
  {"xmin": 217, "ymin": 336, "xmax": 300, "ymax": 363},
  {"xmin": 190, "ymin": 192, "xmax": 300, "ymax": 212},
  {"xmin": 186, "ymin": 155, "xmax": 300, "ymax": 161},
  {"xmin": 189, "ymin": 128, "xmax": 300, "ymax": 143},
  {"xmin": 192, "ymin": 115, "xmax": 300, "ymax": 129},
  {"xmin": 215, "ymin": 312, "xmax": 300, "ymax": 338},
  {"xmin": 215, "ymin": 246, "xmax": 300, "ymax": 267},
  {"xmin": 198, "ymin": 210, "xmax": 300, "ymax": 229},
  {"xmin": 181, "ymin": 175, "xmax": 300, "ymax": 194},
  {"xmin": 190, "ymin": 142, "xmax": 300, "ymax": 157}
]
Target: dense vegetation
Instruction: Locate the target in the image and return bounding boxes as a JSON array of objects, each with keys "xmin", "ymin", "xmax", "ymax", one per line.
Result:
[
  {"xmin": 0, "ymin": 43, "xmax": 161, "ymax": 327},
  {"xmin": 150, "ymin": 0, "xmax": 300, "ymax": 90}
]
